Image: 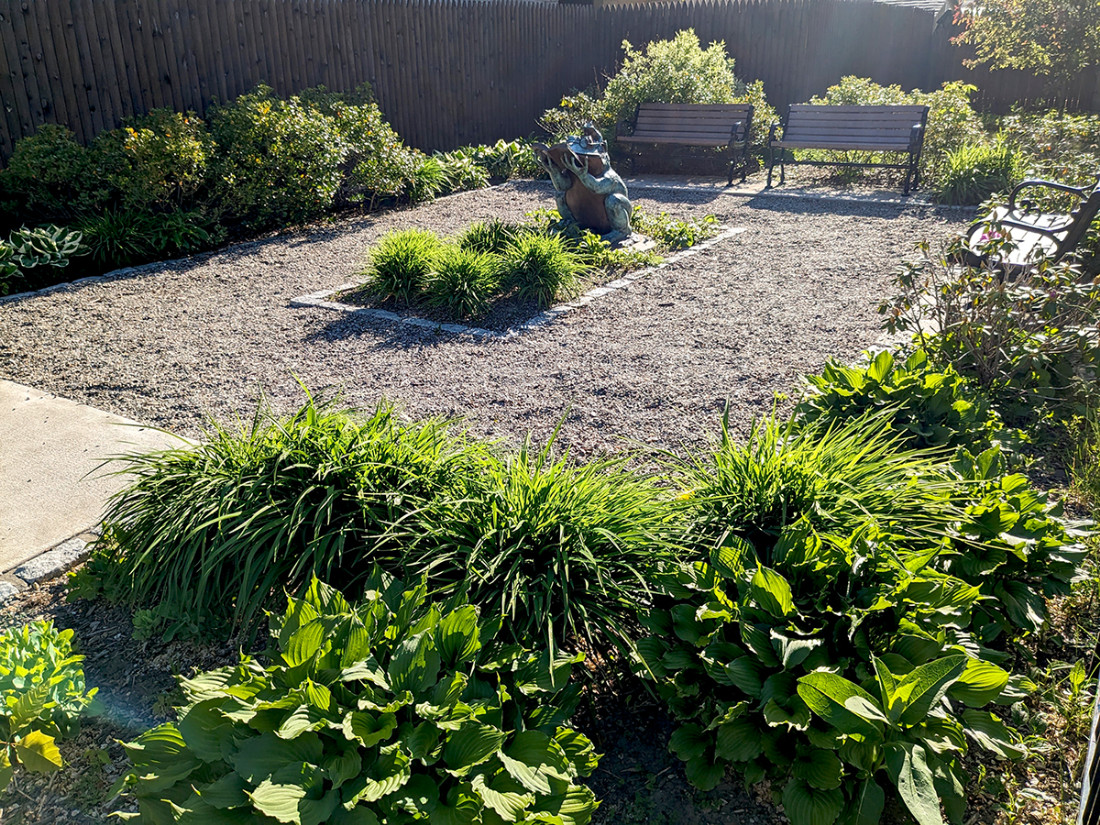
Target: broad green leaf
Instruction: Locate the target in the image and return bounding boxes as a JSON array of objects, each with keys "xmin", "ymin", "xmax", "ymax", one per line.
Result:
[
  {"xmin": 884, "ymin": 742, "xmax": 943, "ymax": 825},
  {"xmin": 472, "ymin": 773, "xmax": 533, "ymax": 822},
  {"xmin": 322, "ymin": 747, "xmax": 363, "ymax": 790},
  {"xmin": 669, "ymin": 723, "xmax": 709, "ymax": 762},
  {"xmin": 866, "ymin": 349, "xmax": 894, "ymax": 382},
  {"xmin": 847, "ymin": 779, "xmax": 885, "ymax": 825},
  {"xmin": 961, "ymin": 710, "xmax": 1026, "ymax": 759},
  {"xmin": 330, "ymin": 804, "xmax": 381, "ymax": 825},
  {"xmin": 178, "ymin": 668, "xmax": 239, "ymax": 703},
  {"xmin": 342, "ymin": 711, "xmax": 397, "ymax": 747},
  {"xmin": 710, "ymin": 535, "xmax": 753, "ymax": 579},
  {"xmin": 554, "ymin": 728, "xmax": 600, "ymax": 777},
  {"xmin": 391, "ymin": 774, "xmax": 439, "ymax": 816},
  {"xmin": 168, "ymin": 797, "xmax": 253, "ymax": 825},
  {"xmin": 715, "ymin": 720, "xmax": 762, "ymax": 762},
  {"xmin": 233, "ymin": 731, "xmax": 324, "ymax": 784},
  {"xmin": 772, "ymin": 631, "xmax": 824, "ymax": 670},
  {"xmin": 781, "ymin": 777, "xmax": 844, "ymax": 825},
  {"xmin": 792, "ymin": 748, "xmax": 843, "ymax": 790},
  {"xmin": 339, "ymin": 657, "xmax": 389, "ymax": 689},
  {"xmin": 499, "ymin": 731, "xmax": 571, "ymax": 795},
  {"xmin": 947, "ymin": 660, "xmax": 1010, "ymax": 707},
  {"xmin": 431, "ymin": 783, "xmax": 482, "ymax": 825},
  {"xmin": 339, "ymin": 623, "xmax": 374, "ymax": 669},
  {"xmin": 14, "ymin": 729, "xmax": 62, "ymax": 773},
  {"xmin": 436, "ymin": 606, "xmax": 482, "ymax": 666},
  {"xmin": 283, "ymin": 620, "xmax": 326, "ymax": 668},
  {"xmin": 684, "ymin": 755, "xmax": 725, "ymax": 791},
  {"xmin": 405, "ymin": 721, "xmax": 443, "ymax": 761},
  {"xmin": 389, "ymin": 632, "xmax": 441, "ymax": 696},
  {"xmin": 750, "ymin": 567, "xmax": 795, "ymax": 618},
  {"xmin": 248, "ymin": 779, "xmax": 305, "ymax": 824},
  {"xmin": 278, "ymin": 704, "xmax": 330, "ymax": 740},
  {"xmin": 196, "ymin": 773, "xmax": 248, "ymax": 809},
  {"xmin": 121, "ymin": 723, "xmax": 200, "ymax": 791},
  {"xmin": 797, "ymin": 673, "xmax": 884, "ymax": 741},
  {"xmin": 443, "ymin": 722, "xmax": 508, "ymax": 772},
  {"xmin": 345, "ymin": 743, "xmax": 411, "ymax": 803},
  {"xmin": 178, "ymin": 699, "xmax": 236, "ymax": 763},
  {"xmin": 896, "ymin": 656, "xmax": 967, "ymax": 727},
  {"xmin": 726, "ymin": 657, "xmax": 765, "ymax": 698},
  {"xmin": 531, "ymin": 784, "xmax": 598, "ymax": 825},
  {"xmin": 300, "ymin": 791, "xmax": 339, "ymax": 825}
]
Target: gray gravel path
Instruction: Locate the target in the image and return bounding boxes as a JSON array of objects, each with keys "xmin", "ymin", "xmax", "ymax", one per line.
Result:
[{"xmin": 0, "ymin": 180, "xmax": 967, "ymax": 458}]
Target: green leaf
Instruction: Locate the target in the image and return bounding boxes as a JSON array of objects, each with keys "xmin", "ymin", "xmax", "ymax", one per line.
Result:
[
  {"xmin": 431, "ymin": 783, "xmax": 482, "ymax": 825},
  {"xmin": 531, "ymin": 784, "xmax": 598, "ymax": 825},
  {"xmin": 121, "ymin": 723, "xmax": 200, "ymax": 791},
  {"xmin": 726, "ymin": 657, "xmax": 765, "ymax": 697},
  {"xmin": 195, "ymin": 773, "xmax": 248, "ymax": 809},
  {"xmin": 283, "ymin": 620, "xmax": 326, "ymax": 668},
  {"xmin": 751, "ymin": 566, "xmax": 795, "ymax": 618},
  {"xmin": 178, "ymin": 699, "xmax": 235, "ymax": 763},
  {"xmin": 847, "ymin": 779, "xmax": 885, "ymax": 825},
  {"xmin": 896, "ymin": 656, "xmax": 967, "ymax": 727},
  {"xmin": 947, "ymin": 660, "xmax": 1010, "ymax": 707},
  {"xmin": 436, "ymin": 606, "xmax": 482, "ymax": 666},
  {"xmin": 322, "ymin": 748, "xmax": 363, "ymax": 790},
  {"xmin": 391, "ymin": 774, "xmax": 439, "ymax": 816},
  {"xmin": 710, "ymin": 535, "xmax": 753, "ymax": 579},
  {"xmin": 884, "ymin": 742, "xmax": 944, "ymax": 825},
  {"xmin": 866, "ymin": 349, "xmax": 894, "ymax": 382},
  {"xmin": 669, "ymin": 723, "xmax": 709, "ymax": 762},
  {"xmin": 389, "ymin": 632, "xmax": 441, "ymax": 696},
  {"xmin": 248, "ymin": 779, "xmax": 306, "ymax": 824},
  {"xmin": 234, "ymin": 731, "xmax": 324, "ymax": 784},
  {"xmin": 797, "ymin": 673, "xmax": 885, "ymax": 741},
  {"xmin": 961, "ymin": 709, "xmax": 1026, "ymax": 759},
  {"xmin": 472, "ymin": 772, "xmax": 533, "ymax": 822},
  {"xmin": 499, "ymin": 731, "xmax": 571, "ymax": 795},
  {"xmin": 342, "ymin": 711, "xmax": 397, "ymax": 748},
  {"xmin": 443, "ymin": 722, "xmax": 508, "ymax": 772},
  {"xmin": 14, "ymin": 729, "xmax": 62, "ymax": 773},
  {"xmin": 715, "ymin": 720, "xmax": 762, "ymax": 762},
  {"xmin": 684, "ymin": 755, "xmax": 725, "ymax": 791},
  {"xmin": 792, "ymin": 748, "xmax": 843, "ymax": 790},
  {"xmin": 781, "ymin": 777, "xmax": 844, "ymax": 825}
]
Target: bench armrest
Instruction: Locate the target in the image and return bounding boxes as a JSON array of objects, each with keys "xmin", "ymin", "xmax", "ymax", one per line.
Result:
[
  {"xmin": 615, "ymin": 104, "xmax": 640, "ymax": 139},
  {"xmin": 766, "ymin": 121, "xmax": 780, "ymax": 145},
  {"xmin": 1008, "ymin": 178, "xmax": 1094, "ymax": 210},
  {"xmin": 908, "ymin": 123, "xmax": 925, "ymax": 152},
  {"xmin": 727, "ymin": 120, "xmax": 745, "ymax": 146}
]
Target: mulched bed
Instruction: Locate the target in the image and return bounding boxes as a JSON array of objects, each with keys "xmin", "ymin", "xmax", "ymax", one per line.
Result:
[{"xmin": 0, "ymin": 177, "xmax": 973, "ymax": 823}]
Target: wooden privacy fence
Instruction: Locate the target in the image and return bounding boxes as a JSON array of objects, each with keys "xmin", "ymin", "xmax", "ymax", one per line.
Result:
[{"xmin": 0, "ymin": 0, "xmax": 1093, "ymax": 163}]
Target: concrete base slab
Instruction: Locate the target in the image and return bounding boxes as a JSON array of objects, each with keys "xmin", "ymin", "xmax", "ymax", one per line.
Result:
[{"xmin": 0, "ymin": 381, "xmax": 181, "ymax": 574}]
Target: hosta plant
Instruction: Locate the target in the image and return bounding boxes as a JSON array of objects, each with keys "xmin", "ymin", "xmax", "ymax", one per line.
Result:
[
  {"xmin": 793, "ymin": 349, "xmax": 1004, "ymax": 452},
  {"xmin": 0, "ymin": 621, "xmax": 98, "ymax": 789},
  {"xmin": 116, "ymin": 576, "xmax": 600, "ymax": 825},
  {"xmin": 636, "ymin": 525, "xmax": 1029, "ymax": 825}
]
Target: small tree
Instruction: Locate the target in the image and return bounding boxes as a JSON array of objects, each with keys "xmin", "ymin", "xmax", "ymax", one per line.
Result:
[{"xmin": 954, "ymin": 0, "xmax": 1100, "ymax": 106}]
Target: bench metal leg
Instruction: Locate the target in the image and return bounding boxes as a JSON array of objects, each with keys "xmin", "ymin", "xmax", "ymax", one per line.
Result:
[{"xmin": 766, "ymin": 147, "xmax": 776, "ymax": 188}]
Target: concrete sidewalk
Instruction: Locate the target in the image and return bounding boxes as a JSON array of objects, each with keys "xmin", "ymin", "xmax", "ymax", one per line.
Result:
[{"xmin": 0, "ymin": 380, "xmax": 181, "ymax": 587}]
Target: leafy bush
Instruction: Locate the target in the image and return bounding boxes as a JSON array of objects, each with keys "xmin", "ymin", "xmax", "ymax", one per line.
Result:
[
  {"xmin": 117, "ymin": 576, "xmax": 600, "ymax": 825},
  {"xmin": 881, "ymin": 244, "xmax": 1100, "ymax": 417},
  {"xmin": 937, "ymin": 137, "xmax": 1020, "ymax": 205},
  {"xmin": 423, "ymin": 244, "xmax": 500, "ymax": 319},
  {"xmin": 89, "ymin": 109, "xmax": 214, "ymax": 213},
  {"xmin": 327, "ymin": 102, "xmax": 429, "ymax": 209},
  {"xmin": 0, "ymin": 225, "xmax": 86, "ymax": 296},
  {"xmin": 639, "ymin": 416, "xmax": 1059, "ymax": 824},
  {"xmin": 998, "ymin": 109, "xmax": 1100, "ymax": 185},
  {"xmin": 79, "ymin": 207, "xmax": 218, "ymax": 270},
  {"xmin": 793, "ymin": 349, "xmax": 1004, "ymax": 452},
  {"xmin": 630, "ymin": 208, "xmax": 719, "ymax": 250},
  {"xmin": 539, "ymin": 30, "xmax": 777, "ymax": 151},
  {"xmin": 808, "ymin": 77, "xmax": 985, "ymax": 189},
  {"xmin": 453, "ymin": 139, "xmax": 543, "ymax": 182},
  {"xmin": 90, "ymin": 394, "xmax": 489, "ymax": 639},
  {"xmin": 0, "ymin": 124, "xmax": 94, "ymax": 221},
  {"xmin": 363, "ymin": 229, "xmax": 441, "ymax": 303},
  {"xmin": 413, "ymin": 432, "xmax": 680, "ymax": 654},
  {"xmin": 1070, "ymin": 405, "xmax": 1100, "ymax": 517},
  {"xmin": 0, "ymin": 621, "xmax": 97, "ymax": 789},
  {"xmin": 501, "ymin": 232, "xmax": 584, "ymax": 308},
  {"xmin": 210, "ymin": 86, "xmax": 349, "ymax": 229},
  {"xmin": 432, "ymin": 151, "xmax": 492, "ymax": 196}
]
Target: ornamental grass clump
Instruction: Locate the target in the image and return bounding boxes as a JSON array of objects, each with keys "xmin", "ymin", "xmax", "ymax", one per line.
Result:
[
  {"xmin": 501, "ymin": 232, "xmax": 585, "ymax": 308},
  {"xmin": 93, "ymin": 393, "xmax": 489, "ymax": 639},
  {"xmin": 457, "ymin": 219, "xmax": 523, "ymax": 256},
  {"xmin": 423, "ymin": 244, "xmax": 500, "ymax": 320},
  {"xmin": 118, "ymin": 577, "xmax": 601, "ymax": 825},
  {"xmin": 363, "ymin": 228, "xmax": 441, "ymax": 303},
  {"xmin": 412, "ymin": 430, "xmax": 681, "ymax": 655}
]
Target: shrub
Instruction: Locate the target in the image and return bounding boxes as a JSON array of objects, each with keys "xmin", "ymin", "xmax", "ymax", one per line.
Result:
[
  {"xmin": 880, "ymin": 244, "xmax": 1100, "ymax": 417},
  {"xmin": 414, "ymin": 432, "xmax": 679, "ymax": 654},
  {"xmin": 90, "ymin": 394, "xmax": 489, "ymax": 639},
  {"xmin": 458, "ymin": 138, "xmax": 544, "ymax": 181},
  {"xmin": 998, "ymin": 109, "xmax": 1100, "ymax": 185},
  {"xmin": 538, "ymin": 30, "xmax": 778, "ymax": 151},
  {"xmin": 210, "ymin": 86, "xmax": 349, "ymax": 229},
  {"xmin": 364, "ymin": 228, "xmax": 441, "ymax": 303},
  {"xmin": 630, "ymin": 208, "xmax": 719, "ymax": 251},
  {"xmin": 432, "ymin": 151, "xmax": 492, "ymax": 196},
  {"xmin": 639, "ymin": 416, "xmax": 1061, "ymax": 824},
  {"xmin": 0, "ymin": 225, "xmax": 86, "ymax": 296},
  {"xmin": 328, "ymin": 102, "xmax": 428, "ymax": 209},
  {"xmin": 117, "ymin": 577, "xmax": 600, "ymax": 825},
  {"xmin": 88, "ymin": 109, "xmax": 213, "ymax": 213},
  {"xmin": 79, "ymin": 207, "xmax": 218, "ymax": 271},
  {"xmin": 937, "ymin": 136, "xmax": 1021, "ymax": 205},
  {"xmin": 423, "ymin": 244, "xmax": 500, "ymax": 319},
  {"xmin": 1, "ymin": 124, "xmax": 94, "ymax": 221},
  {"xmin": 809, "ymin": 77, "xmax": 986, "ymax": 189},
  {"xmin": 793, "ymin": 348, "xmax": 1004, "ymax": 452},
  {"xmin": 501, "ymin": 232, "xmax": 584, "ymax": 308},
  {"xmin": 0, "ymin": 621, "xmax": 97, "ymax": 789},
  {"xmin": 1070, "ymin": 405, "xmax": 1100, "ymax": 517}
]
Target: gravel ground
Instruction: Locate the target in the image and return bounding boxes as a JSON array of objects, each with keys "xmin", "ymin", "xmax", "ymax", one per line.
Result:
[{"xmin": 0, "ymin": 179, "xmax": 968, "ymax": 458}]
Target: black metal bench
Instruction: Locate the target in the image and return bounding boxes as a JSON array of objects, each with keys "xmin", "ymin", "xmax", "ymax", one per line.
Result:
[
  {"xmin": 615, "ymin": 102, "xmax": 754, "ymax": 185},
  {"xmin": 960, "ymin": 173, "xmax": 1100, "ymax": 276},
  {"xmin": 766, "ymin": 104, "xmax": 930, "ymax": 194}
]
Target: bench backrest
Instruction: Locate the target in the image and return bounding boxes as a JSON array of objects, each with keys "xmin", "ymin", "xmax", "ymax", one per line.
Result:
[
  {"xmin": 632, "ymin": 103, "xmax": 753, "ymax": 142},
  {"xmin": 783, "ymin": 104, "xmax": 929, "ymax": 148}
]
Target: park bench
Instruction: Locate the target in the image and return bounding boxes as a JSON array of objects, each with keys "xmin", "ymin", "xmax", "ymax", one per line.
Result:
[
  {"xmin": 766, "ymin": 104, "xmax": 930, "ymax": 194},
  {"xmin": 615, "ymin": 103, "xmax": 754, "ymax": 185},
  {"xmin": 959, "ymin": 173, "xmax": 1100, "ymax": 276}
]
